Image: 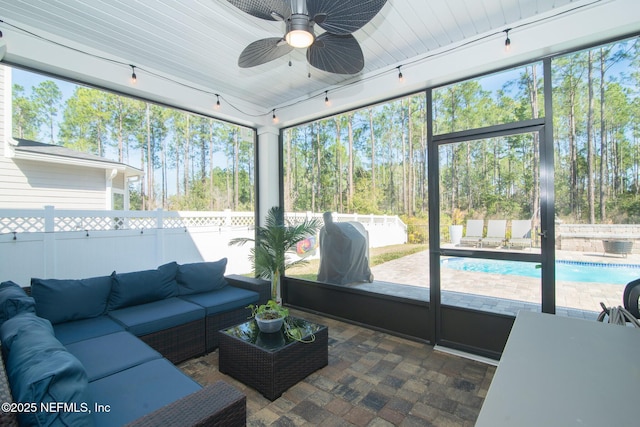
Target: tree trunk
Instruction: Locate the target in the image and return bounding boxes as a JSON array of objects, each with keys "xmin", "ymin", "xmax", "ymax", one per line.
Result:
[
  {"xmin": 285, "ymin": 130, "xmax": 292, "ymax": 209},
  {"xmin": 528, "ymin": 66, "xmax": 541, "ymax": 225},
  {"xmin": 599, "ymin": 47, "xmax": 607, "ymax": 221},
  {"xmin": 401, "ymin": 101, "xmax": 408, "ymax": 213},
  {"xmin": 316, "ymin": 125, "xmax": 322, "ymax": 212},
  {"xmin": 408, "ymin": 100, "xmax": 414, "ymax": 215},
  {"xmin": 209, "ymin": 122, "xmax": 214, "ymax": 210},
  {"xmin": 587, "ymin": 50, "xmax": 596, "ymax": 224},
  {"xmin": 146, "ymin": 103, "xmax": 153, "ymax": 209},
  {"xmin": 234, "ymin": 130, "xmax": 240, "ymax": 209},
  {"xmin": 334, "ymin": 118, "xmax": 343, "ymax": 212},
  {"xmin": 369, "ymin": 109, "xmax": 376, "ymax": 207},
  {"xmin": 184, "ymin": 115, "xmax": 190, "ymax": 198},
  {"xmin": 569, "ymin": 76, "xmax": 578, "ymax": 219},
  {"xmin": 348, "ymin": 115, "xmax": 354, "ymax": 212}
]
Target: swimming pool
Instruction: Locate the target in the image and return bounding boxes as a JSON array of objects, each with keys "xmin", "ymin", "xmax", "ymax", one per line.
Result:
[{"xmin": 441, "ymin": 257, "xmax": 640, "ymax": 284}]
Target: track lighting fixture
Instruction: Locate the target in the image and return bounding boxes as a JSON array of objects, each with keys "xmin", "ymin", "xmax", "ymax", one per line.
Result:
[
  {"xmin": 130, "ymin": 65, "xmax": 137, "ymax": 84},
  {"xmin": 215, "ymin": 94, "xmax": 221, "ymax": 110},
  {"xmin": 397, "ymin": 66, "xmax": 404, "ymax": 82},
  {"xmin": 324, "ymin": 91, "xmax": 330, "ymax": 106},
  {"xmin": 504, "ymin": 29, "xmax": 511, "ymax": 52}
]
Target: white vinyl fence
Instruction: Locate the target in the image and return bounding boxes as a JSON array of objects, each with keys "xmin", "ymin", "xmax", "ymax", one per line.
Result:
[{"xmin": 0, "ymin": 207, "xmax": 406, "ymax": 285}]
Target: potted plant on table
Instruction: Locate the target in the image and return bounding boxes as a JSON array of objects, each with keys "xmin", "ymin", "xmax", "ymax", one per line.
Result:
[
  {"xmin": 229, "ymin": 206, "xmax": 321, "ymax": 333},
  {"xmin": 249, "ymin": 299, "xmax": 289, "ymax": 333}
]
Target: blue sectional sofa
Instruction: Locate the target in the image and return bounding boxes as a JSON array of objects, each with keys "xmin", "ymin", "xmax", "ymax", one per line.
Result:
[{"xmin": 0, "ymin": 259, "xmax": 270, "ymax": 426}]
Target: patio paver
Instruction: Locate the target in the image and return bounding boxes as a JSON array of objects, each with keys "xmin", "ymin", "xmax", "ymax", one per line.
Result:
[
  {"xmin": 355, "ymin": 249, "xmax": 636, "ymax": 318},
  {"xmin": 179, "ymin": 309, "xmax": 495, "ymax": 426}
]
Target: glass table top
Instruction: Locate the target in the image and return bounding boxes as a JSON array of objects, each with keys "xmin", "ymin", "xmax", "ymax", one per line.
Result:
[{"xmin": 222, "ymin": 316, "xmax": 324, "ymax": 352}]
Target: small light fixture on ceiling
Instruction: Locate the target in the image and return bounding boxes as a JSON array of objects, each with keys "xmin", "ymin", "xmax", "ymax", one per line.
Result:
[
  {"xmin": 504, "ymin": 29, "xmax": 511, "ymax": 52},
  {"xmin": 397, "ymin": 66, "xmax": 404, "ymax": 82},
  {"xmin": 130, "ymin": 65, "xmax": 137, "ymax": 84},
  {"xmin": 272, "ymin": 109, "xmax": 279, "ymax": 123},
  {"xmin": 324, "ymin": 91, "xmax": 330, "ymax": 106},
  {"xmin": 215, "ymin": 94, "xmax": 221, "ymax": 110}
]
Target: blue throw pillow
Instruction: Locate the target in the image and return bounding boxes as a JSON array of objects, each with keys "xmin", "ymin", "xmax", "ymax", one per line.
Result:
[
  {"xmin": 0, "ymin": 312, "xmax": 54, "ymax": 352},
  {"xmin": 0, "ymin": 281, "xmax": 35, "ymax": 327},
  {"xmin": 3, "ymin": 313, "xmax": 92, "ymax": 426},
  {"xmin": 31, "ymin": 275, "xmax": 112, "ymax": 324},
  {"xmin": 177, "ymin": 259, "xmax": 228, "ymax": 295},
  {"xmin": 108, "ymin": 262, "xmax": 178, "ymax": 310}
]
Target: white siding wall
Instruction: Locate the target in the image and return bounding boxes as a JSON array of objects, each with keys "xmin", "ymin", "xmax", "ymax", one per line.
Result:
[
  {"xmin": 0, "ymin": 65, "xmax": 108, "ymax": 209},
  {"xmin": 1, "ymin": 159, "xmax": 106, "ymax": 209},
  {"xmin": 0, "ymin": 66, "xmax": 7, "ymax": 165}
]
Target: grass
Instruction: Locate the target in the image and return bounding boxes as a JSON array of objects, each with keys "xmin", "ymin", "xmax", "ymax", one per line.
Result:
[{"xmin": 286, "ymin": 243, "xmax": 427, "ymax": 281}]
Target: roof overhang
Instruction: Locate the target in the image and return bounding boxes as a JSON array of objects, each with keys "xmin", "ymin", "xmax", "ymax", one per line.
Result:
[{"xmin": 6, "ymin": 139, "xmax": 144, "ymax": 178}]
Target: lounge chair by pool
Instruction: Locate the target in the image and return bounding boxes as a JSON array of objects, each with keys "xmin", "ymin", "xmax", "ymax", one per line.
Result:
[
  {"xmin": 460, "ymin": 219, "xmax": 484, "ymax": 247},
  {"xmin": 481, "ymin": 220, "xmax": 506, "ymax": 247},
  {"xmin": 509, "ymin": 220, "xmax": 532, "ymax": 249}
]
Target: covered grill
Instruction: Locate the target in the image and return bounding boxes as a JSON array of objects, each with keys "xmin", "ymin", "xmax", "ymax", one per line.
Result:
[{"xmin": 317, "ymin": 212, "xmax": 374, "ymax": 285}]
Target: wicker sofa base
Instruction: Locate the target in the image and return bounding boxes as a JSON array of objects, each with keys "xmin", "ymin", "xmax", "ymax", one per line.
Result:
[
  {"xmin": 139, "ymin": 318, "xmax": 206, "ymax": 364},
  {"xmin": 206, "ymin": 307, "xmax": 253, "ymax": 352},
  {"xmin": 125, "ymin": 381, "xmax": 245, "ymax": 427}
]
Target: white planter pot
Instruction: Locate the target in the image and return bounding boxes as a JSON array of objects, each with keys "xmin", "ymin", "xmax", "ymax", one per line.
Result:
[
  {"xmin": 450, "ymin": 225, "xmax": 463, "ymax": 245},
  {"xmin": 255, "ymin": 314, "xmax": 285, "ymax": 333}
]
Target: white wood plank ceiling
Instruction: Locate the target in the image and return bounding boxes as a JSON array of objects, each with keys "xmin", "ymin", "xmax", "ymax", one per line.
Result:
[{"xmin": 0, "ymin": 0, "xmax": 634, "ymax": 126}]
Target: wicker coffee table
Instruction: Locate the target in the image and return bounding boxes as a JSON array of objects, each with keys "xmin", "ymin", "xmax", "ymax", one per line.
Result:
[{"xmin": 218, "ymin": 316, "xmax": 328, "ymax": 401}]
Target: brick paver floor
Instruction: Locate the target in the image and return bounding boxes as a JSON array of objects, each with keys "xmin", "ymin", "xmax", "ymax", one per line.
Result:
[{"xmin": 179, "ymin": 309, "xmax": 495, "ymax": 426}]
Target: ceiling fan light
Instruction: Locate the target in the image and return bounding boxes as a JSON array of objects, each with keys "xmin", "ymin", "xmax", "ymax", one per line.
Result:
[
  {"xmin": 285, "ymin": 14, "xmax": 314, "ymax": 48},
  {"xmin": 286, "ymin": 30, "xmax": 314, "ymax": 48}
]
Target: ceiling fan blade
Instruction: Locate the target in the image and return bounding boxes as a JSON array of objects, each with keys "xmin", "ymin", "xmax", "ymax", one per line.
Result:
[
  {"xmin": 307, "ymin": 0, "xmax": 387, "ymax": 35},
  {"xmin": 307, "ymin": 33, "xmax": 364, "ymax": 75},
  {"xmin": 238, "ymin": 37, "xmax": 294, "ymax": 68},
  {"xmin": 226, "ymin": 0, "xmax": 291, "ymax": 21}
]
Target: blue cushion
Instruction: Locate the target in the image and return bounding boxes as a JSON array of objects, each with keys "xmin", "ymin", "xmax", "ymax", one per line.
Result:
[
  {"xmin": 108, "ymin": 297, "xmax": 204, "ymax": 336},
  {"xmin": 0, "ymin": 312, "xmax": 54, "ymax": 351},
  {"xmin": 54, "ymin": 315, "xmax": 126, "ymax": 345},
  {"xmin": 108, "ymin": 262, "xmax": 178, "ymax": 310},
  {"xmin": 66, "ymin": 331, "xmax": 162, "ymax": 381},
  {"xmin": 3, "ymin": 313, "xmax": 92, "ymax": 427},
  {"xmin": 31, "ymin": 275, "xmax": 112, "ymax": 324},
  {"xmin": 89, "ymin": 358, "xmax": 201, "ymax": 427},
  {"xmin": 177, "ymin": 259, "xmax": 228, "ymax": 295},
  {"xmin": 180, "ymin": 286, "xmax": 259, "ymax": 315},
  {"xmin": 0, "ymin": 281, "xmax": 35, "ymax": 327}
]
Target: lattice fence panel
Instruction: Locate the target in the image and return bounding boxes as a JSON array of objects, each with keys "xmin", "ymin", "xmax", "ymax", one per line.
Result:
[
  {"xmin": 163, "ymin": 216, "xmax": 226, "ymax": 228},
  {"xmin": 0, "ymin": 217, "xmax": 45, "ymax": 234},
  {"xmin": 125, "ymin": 217, "xmax": 159, "ymax": 230},
  {"xmin": 230, "ymin": 215, "xmax": 254, "ymax": 227}
]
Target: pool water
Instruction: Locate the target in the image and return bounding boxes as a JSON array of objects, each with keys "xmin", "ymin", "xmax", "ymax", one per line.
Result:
[{"xmin": 441, "ymin": 257, "xmax": 640, "ymax": 285}]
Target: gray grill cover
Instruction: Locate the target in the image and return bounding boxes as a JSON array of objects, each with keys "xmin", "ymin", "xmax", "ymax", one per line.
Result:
[{"xmin": 317, "ymin": 212, "xmax": 374, "ymax": 285}]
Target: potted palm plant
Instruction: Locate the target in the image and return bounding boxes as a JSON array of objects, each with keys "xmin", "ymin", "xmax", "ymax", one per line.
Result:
[{"xmin": 229, "ymin": 206, "xmax": 321, "ymax": 332}]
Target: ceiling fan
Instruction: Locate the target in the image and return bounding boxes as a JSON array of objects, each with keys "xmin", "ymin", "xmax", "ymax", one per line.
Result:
[{"xmin": 227, "ymin": 0, "xmax": 388, "ymax": 75}]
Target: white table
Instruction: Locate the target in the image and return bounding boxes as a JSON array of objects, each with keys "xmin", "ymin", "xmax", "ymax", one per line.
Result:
[{"xmin": 476, "ymin": 310, "xmax": 640, "ymax": 427}]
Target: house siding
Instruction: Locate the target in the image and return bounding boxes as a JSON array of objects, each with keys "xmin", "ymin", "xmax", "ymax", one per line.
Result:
[
  {"xmin": 0, "ymin": 65, "xmax": 5, "ymax": 159},
  {"xmin": 0, "ymin": 65, "xmax": 110, "ymax": 209}
]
